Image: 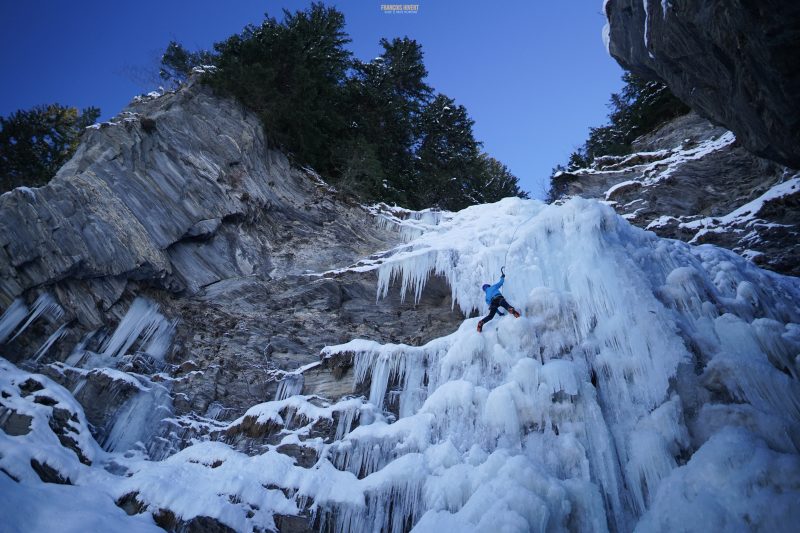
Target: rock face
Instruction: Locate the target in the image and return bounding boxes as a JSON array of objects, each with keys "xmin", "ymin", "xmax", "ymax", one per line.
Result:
[
  {"xmin": 551, "ymin": 111, "xmax": 799, "ymax": 275},
  {"xmin": 0, "ymin": 81, "xmax": 463, "ymax": 463},
  {"xmin": 605, "ymin": 0, "xmax": 800, "ymax": 169},
  {"xmin": 0, "ymin": 82, "xmax": 396, "ymax": 319}
]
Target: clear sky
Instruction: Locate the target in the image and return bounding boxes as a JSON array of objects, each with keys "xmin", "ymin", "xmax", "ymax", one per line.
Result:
[{"xmin": 0, "ymin": 0, "xmax": 622, "ymax": 199}]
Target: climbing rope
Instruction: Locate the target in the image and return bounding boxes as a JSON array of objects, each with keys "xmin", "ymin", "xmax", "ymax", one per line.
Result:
[
  {"xmin": 502, "ymin": 211, "xmax": 538, "ymax": 269},
  {"xmin": 493, "ymin": 211, "xmax": 537, "ymax": 319}
]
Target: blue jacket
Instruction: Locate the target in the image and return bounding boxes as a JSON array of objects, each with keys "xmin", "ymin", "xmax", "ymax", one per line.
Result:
[{"xmin": 484, "ymin": 276, "xmax": 504, "ymax": 305}]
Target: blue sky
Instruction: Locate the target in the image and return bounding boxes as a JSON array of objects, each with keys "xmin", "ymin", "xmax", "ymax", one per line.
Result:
[{"xmin": 0, "ymin": 0, "xmax": 622, "ymax": 199}]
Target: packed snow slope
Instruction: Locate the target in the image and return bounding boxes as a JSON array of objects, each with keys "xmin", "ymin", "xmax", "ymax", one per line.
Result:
[{"xmin": 3, "ymin": 196, "xmax": 800, "ymax": 532}]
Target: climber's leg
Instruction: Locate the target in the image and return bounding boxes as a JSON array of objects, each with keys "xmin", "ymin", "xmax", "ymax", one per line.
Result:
[
  {"xmin": 477, "ymin": 301, "xmax": 500, "ymax": 332},
  {"xmin": 497, "ymin": 297, "xmax": 521, "ymax": 318}
]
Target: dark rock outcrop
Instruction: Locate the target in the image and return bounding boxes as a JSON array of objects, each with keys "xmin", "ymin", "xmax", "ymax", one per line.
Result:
[
  {"xmin": 552, "ymin": 111, "xmax": 799, "ymax": 275},
  {"xmin": 605, "ymin": 0, "xmax": 800, "ymax": 169}
]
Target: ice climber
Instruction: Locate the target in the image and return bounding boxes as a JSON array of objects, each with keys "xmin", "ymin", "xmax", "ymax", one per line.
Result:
[{"xmin": 477, "ymin": 268, "xmax": 520, "ymax": 332}]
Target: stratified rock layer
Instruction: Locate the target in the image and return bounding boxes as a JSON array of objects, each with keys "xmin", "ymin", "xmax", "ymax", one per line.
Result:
[{"xmin": 0, "ymin": 81, "xmax": 463, "ymax": 432}]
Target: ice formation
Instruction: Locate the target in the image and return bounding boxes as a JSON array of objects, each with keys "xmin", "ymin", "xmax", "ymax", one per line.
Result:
[
  {"xmin": 0, "ymin": 293, "xmax": 64, "ymax": 345},
  {"xmin": 2, "ymin": 197, "xmax": 800, "ymax": 532},
  {"xmin": 99, "ymin": 297, "xmax": 176, "ymax": 361}
]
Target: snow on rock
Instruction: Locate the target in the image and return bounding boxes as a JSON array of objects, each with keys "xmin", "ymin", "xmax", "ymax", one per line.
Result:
[
  {"xmin": 679, "ymin": 176, "xmax": 800, "ymax": 241},
  {"xmin": 367, "ymin": 203, "xmax": 448, "ymax": 243},
  {"xmin": 550, "ymin": 110, "xmax": 800, "ymax": 276},
  {"xmin": 0, "ymin": 359, "xmax": 101, "ymax": 482},
  {"xmin": 0, "ymin": 473, "xmax": 162, "ymax": 533},
  {"xmin": 590, "ymin": 131, "xmax": 736, "ymax": 190},
  {"xmin": 2, "ymin": 196, "xmax": 800, "ymax": 532}
]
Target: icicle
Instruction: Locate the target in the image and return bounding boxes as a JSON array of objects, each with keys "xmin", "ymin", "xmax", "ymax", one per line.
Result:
[
  {"xmin": 0, "ymin": 294, "xmax": 64, "ymax": 344},
  {"xmin": 335, "ymin": 406, "xmax": 359, "ymax": 441},
  {"xmin": 64, "ymin": 331, "xmax": 93, "ymax": 367},
  {"xmin": 141, "ymin": 317, "xmax": 175, "ymax": 361},
  {"xmin": 332, "ymin": 414, "xmax": 433, "ymax": 479},
  {"xmin": 32, "ymin": 324, "xmax": 68, "ymax": 362},
  {"xmin": 333, "ymin": 402, "xmax": 379, "ymax": 441},
  {"xmin": 3, "ymin": 196, "xmax": 798, "ymax": 532},
  {"xmin": 12, "ymin": 293, "xmax": 64, "ymax": 341},
  {"xmin": 275, "ymin": 373, "xmax": 305, "ymax": 401},
  {"xmin": 377, "ymin": 251, "xmax": 438, "ymax": 304},
  {"xmin": 367, "ymin": 203, "xmax": 448, "ymax": 244},
  {"xmin": 71, "ymin": 377, "xmax": 88, "ymax": 396},
  {"xmin": 0, "ymin": 298, "xmax": 28, "ymax": 343},
  {"xmin": 318, "ymin": 454, "xmax": 427, "ymax": 533},
  {"xmin": 100, "ymin": 297, "xmax": 175, "ymax": 360},
  {"xmin": 624, "ymin": 396, "xmax": 688, "ymax": 514},
  {"xmin": 206, "ymin": 402, "xmax": 237, "ymax": 421},
  {"xmin": 367, "ymin": 351, "xmax": 404, "ymax": 410},
  {"xmin": 579, "ymin": 384, "xmax": 630, "ymax": 532},
  {"xmin": 339, "ymin": 339, "xmax": 442, "ymax": 415},
  {"xmin": 752, "ymin": 318, "xmax": 799, "ymax": 378},
  {"xmin": 101, "ymin": 377, "xmax": 174, "ymax": 457},
  {"xmin": 539, "ymin": 359, "xmax": 580, "ymax": 396}
]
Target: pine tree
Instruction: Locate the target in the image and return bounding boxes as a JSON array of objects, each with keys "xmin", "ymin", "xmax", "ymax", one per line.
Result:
[
  {"xmin": 159, "ymin": 41, "xmax": 216, "ymax": 87},
  {"xmin": 582, "ymin": 72, "xmax": 689, "ymax": 162},
  {"xmin": 339, "ymin": 37, "xmax": 432, "ymax": 205},
  {"xmin": 547, "ymin": 71, "xmax": 689, "ymax": 201},
  {"xmin": 414, "ymin": 94, "xmax": 481, "ymax": 210},
  {"xmin": 207, "ymin": 2, "xmax": 352, "ymax": 176},
  {"xmin": 0, "ymin": 104, "xmax": 100, "ymax": 193},
  {"xmin": 467, "ymin": 154, "xmax": 528, "ymax": 206}
]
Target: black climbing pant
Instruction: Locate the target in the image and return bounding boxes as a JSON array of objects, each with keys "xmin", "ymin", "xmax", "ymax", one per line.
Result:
[{"xmin": 483, "ymin": 295, "xmax": 513, "ymax": 324}]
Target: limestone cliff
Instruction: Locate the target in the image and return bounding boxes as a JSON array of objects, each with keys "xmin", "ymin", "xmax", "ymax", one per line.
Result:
[{"xmin": 0, "ymin": 81, "xmax": 463, "ymax": 459}]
